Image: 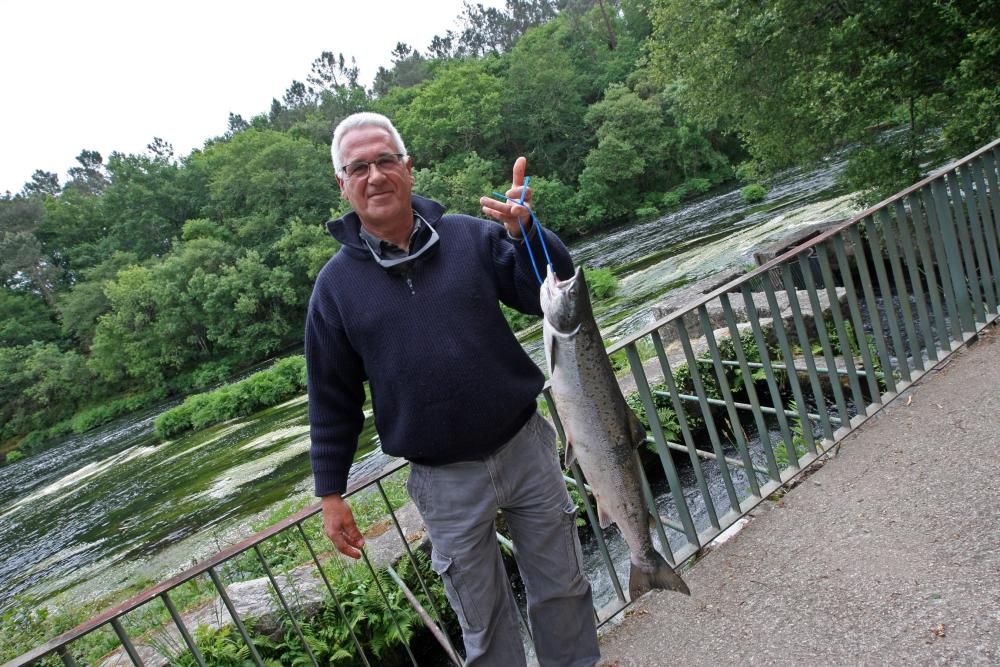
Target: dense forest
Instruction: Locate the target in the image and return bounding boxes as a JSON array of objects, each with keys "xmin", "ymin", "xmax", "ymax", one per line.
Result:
[{"xmin": 2, "ymin": 0, "xmax": 998, "ymax": 460}]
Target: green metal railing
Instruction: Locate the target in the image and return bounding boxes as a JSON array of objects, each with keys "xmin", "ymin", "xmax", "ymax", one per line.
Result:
[{"xmin": 7, "ymin": 137, "xmax": 1000, "ymax": 666}]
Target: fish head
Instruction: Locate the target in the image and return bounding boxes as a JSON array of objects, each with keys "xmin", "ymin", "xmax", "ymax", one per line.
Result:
[{"xmin": 540, "ymin": 266, "xmax": 593, "ymax": 334}]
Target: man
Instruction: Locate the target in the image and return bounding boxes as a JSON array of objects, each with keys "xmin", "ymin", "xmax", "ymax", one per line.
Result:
[{"xmin": 305, "ymin": 111, "xmax": 600, "ymax": 666}]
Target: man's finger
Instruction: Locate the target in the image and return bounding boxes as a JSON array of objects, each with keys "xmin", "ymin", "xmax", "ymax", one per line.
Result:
[
  {"xmin": 329, "ymin": 529, "xmax": 363, "ymax": 559},
  {"xmin": 512, "ymin": 156, "xmax": 527, "ymax": 188}
]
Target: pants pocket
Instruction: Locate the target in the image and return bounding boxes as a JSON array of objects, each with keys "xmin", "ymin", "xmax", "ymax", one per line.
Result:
[
  {"xmin": 430, "ymin": 549, "xmax": 484, "ymax": 632},
  {"xmin": 562, "ymin": 504, "xmax": 587, "ymax": 585}
]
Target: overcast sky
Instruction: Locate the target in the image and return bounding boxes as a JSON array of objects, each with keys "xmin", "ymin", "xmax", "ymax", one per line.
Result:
[{"xmin": 0, "ymin": 0, "xmax": 504, "ymax": 194}]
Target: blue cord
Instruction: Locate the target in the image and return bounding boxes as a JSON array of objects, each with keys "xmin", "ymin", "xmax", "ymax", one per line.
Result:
[{"xmin": 490, "ymin": 176, "xmax": 556, "ymax": 285}]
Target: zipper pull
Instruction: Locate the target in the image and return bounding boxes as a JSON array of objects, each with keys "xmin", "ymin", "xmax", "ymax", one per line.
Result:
[{"xmin": 405, "ymin": 276, "xmax": 415, "ymax": 294}]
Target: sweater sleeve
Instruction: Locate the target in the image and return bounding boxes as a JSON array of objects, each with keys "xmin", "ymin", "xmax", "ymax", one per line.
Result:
[
  {"xmin": 305, "ymin": 290, "xmax": 367, "ymax": 496},
  {"xmin": 491, "ymin": 221, "xmax": 574, "ymax": 316}
]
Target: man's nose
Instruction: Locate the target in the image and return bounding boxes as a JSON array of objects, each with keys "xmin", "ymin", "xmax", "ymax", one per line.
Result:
[{"xmin": 367, "ymin": 162, "xmax": 390, "ymax": 181}]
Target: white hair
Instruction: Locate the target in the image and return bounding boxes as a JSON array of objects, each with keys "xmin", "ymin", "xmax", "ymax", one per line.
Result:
[{"xmin": 331, "ymin": 112, "xmax": 408, "ymax": 174}]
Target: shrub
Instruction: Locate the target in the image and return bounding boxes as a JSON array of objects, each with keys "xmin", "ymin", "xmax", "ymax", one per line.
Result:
[
  {"xmin": 740, "ymin": 184, "xmax": 767, "ymax": 203},
  {"xmin": 585, "ymin": 267, "xmax": 619, "ymax": 300},
  {"xmin": 661, "ymin": 185, "xmax": 688, "ymax": 209},
  {"xmin": 154, "ymin": 356, "xmax": 307, "ymax": 439},
  {"xmin": 153, "ymin": 404, "xmax": 195, "ymax": 440},
  {"xmin": 685, "ymin": 177, "xmax": 713, "ymax": 194},
  {"xmin": 18, "ymin": 431, "xmax": 48, "ymax": 453},
  {"xmin": 634, "ymin": 206, "xmax": 659, "ymax": 219},
  {"xmin": 3, "ymin": 450, "xmax": 24, "ymax": 465},
  {"xmin": 71, "ymin": 405, "xmax": 117, "ymax": 434},
  {"xmin": 190, "ymin": 361, "xmax": 234, "ymax": 390}
]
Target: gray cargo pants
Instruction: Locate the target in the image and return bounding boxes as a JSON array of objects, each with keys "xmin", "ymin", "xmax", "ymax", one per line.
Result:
[{"xmin": 407, "ymin": 412, "xmax": 599, "ymax": 666}]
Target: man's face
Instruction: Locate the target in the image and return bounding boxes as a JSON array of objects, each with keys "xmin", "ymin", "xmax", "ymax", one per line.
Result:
[{"xmin": 336, "ymin": 126, "xmax": 413, "ymax": 229}]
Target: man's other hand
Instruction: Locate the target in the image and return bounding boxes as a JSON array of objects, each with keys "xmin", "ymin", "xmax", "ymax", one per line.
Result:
[{"xmin": 321, "ymin": 494, "xmax": 365, "ymax": 559}]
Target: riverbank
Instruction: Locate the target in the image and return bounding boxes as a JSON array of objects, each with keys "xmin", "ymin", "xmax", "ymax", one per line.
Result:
[{"xmin": 597, "ymin": 324, "xmax": 1000, "ymax": 665}]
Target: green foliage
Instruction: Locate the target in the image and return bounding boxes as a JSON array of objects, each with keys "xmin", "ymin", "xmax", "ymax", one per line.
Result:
[
  {"xmin": 3, "ymin": 449, "xmax": 24, "ymax": 465},
  {"xmin": 178, "ymin": 624, "xmax": 260, "ymax": 666},
  {"xmin": 0, "ymin": 289, "xmax": 59, "ymax": 347},
  {"xmin": 576, "ymin": 83, "xmax": 731, "ymax": 227},
  {"xmin": 0, "ymin": 343, "xmax": 94, "ymax": 443},
  {"xmin": 649, "ymin": 0, "xmax": 1000, "ymax": 198},
  {"xmin": 584, "ymin": 267, "xmax": 619, "ymax": 300},
  {"xmin": 500, "ymin": 303, "xmax": 540, "ymax": 333},
  {"xmin": 773, "ymin": 401, "xmax": 810, "ymax": 469},
  {"xmin": 661, "ymin": 187, "xmax": 686, "ymax": 209},
  {"xmin": 625, "ymin": 386, "xmax": 681, "ymax": 444},
  {"xmin": 686, "ymin": 177, "xmax": 713, "ymax": 194},
  {"xmin": 154, "ymin": 356, "xmax": 306, "ymax": 439},
  {"xmin": 68, "ymin": 388, "xmax": 167, "ymax": 434},
  {"xmin": 189, "ymin": 129, "xmax": 338, "ymax": 246},
  {"xmin": 740, "ymin": 184, "xmax": 767, "ymax": 204},
  {"xmin": 171, "ymin": 521, "xmax": 450, "ymax": 667},
  {"xmin": 527, "ymin": 176, "xmax": 585, "ymax": 236},
  {"xmin": 393, "ymin": 61, "xmax": 504, "ymax": 166}
]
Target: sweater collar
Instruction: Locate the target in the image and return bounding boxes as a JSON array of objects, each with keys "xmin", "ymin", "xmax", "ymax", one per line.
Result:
[{"xmin": 326, "ymin": 195, "xmax": 446, "ymax": 257}]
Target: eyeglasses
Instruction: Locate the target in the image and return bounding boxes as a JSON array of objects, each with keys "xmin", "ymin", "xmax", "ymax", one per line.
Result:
[{"xmin": 342, "ymin": 153, "xmax": 406, "ymax": 179}]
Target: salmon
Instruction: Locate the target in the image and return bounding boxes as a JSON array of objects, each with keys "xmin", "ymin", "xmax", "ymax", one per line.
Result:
[{"xmin": 541, "ymin": 266, "xmax": 690, "ymax": 599}]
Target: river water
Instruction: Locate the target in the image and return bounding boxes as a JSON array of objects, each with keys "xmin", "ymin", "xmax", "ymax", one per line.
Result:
[{"xmin": 0, "ymin": 154, "xmax": 857, "ymax": 614}]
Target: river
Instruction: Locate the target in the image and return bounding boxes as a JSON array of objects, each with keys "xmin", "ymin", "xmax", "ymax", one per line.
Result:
[{"xmin": 0, "ymin": 153, "xmax": 857, "ymax": 614}]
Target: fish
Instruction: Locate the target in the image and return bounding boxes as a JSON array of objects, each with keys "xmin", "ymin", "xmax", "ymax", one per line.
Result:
[{"xmin": 540, "ymin": 266, "xmax": 690, "ymax": 599}]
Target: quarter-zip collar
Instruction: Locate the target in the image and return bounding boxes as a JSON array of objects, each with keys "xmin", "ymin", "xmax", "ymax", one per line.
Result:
[{"xmin": 326, "ymin": 195, "xmax": 446, "ymax": 261}]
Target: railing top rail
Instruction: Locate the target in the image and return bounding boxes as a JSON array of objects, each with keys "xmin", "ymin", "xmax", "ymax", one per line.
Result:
[
  {"xmin": 5, "ymin": 455, "xmax": 409, "ymax": 667},
  {"xmin": 606, "ymin": 135, "xmax": 1000, "ymax": 355}
]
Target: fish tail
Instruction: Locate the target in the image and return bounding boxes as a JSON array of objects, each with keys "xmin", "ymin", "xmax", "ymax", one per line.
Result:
[{"xmin": 628, "ymin": 552, "xmax": 691, "ymax": 599}]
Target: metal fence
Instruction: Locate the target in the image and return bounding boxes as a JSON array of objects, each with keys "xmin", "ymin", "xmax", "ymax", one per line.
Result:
[{"xmin": 7, "ymin": 137, "xmax": 1000, "ymax": 666}]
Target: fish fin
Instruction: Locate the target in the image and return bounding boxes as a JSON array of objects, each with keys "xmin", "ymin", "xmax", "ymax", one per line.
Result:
[
  {"xmin": 627, "ymin": 406, "xmax": 647, "ymax": 448},
  {"xmin": 628, "ymin": 552, "xmax": 690, "ymax": 600},
  {"xmin": 597, "ymin": 503, "xmax": 614, "ymax": 530},
  {"xmin": 564, "ymin": 441, "xmax": 576, "ymax": 468},
  {"xmin": 543, "ymin": 324, "xmax": 557, "ymax": 373}
]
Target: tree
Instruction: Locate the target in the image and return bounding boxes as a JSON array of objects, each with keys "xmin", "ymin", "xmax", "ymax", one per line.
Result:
[
  {"xmin": 307, "ymin": 51, "xmax": 361, "ymax": 97},
  {"xmin": 502, "ymin": 21, "xmax": 590, "ymax": 181},
  {"xmin": 0, "ymin": 196, "xmax": 59, "ymax": 302},
  {"xmin": 66, "ymin": 150, "xmax": 108, "ymax": 195},
  {"xmin": 372, "ymin": 43, "xmax": 432, "ymax": 97},
  {"xmin": 394, "ymin": 61, "xmax": 505, "ymax": 166},
  {"xmin": 89, "ymin": 238, "xmax": 237, "ymax": 385},
  {"xmin": 57, "ymin": 252, "xmax": 138, "ymax": 351},
  {"xmin": 0, "ymin": 343, "xmax": 93, "ymax": 440},
  {"xmin": 191, "ymin": 251, "xmax": 300, "ymax": 359},
  {"xmin": 648, "ymin": 0, "xmax": 1000, "ymax": 196},
  {"xmin": 189, "ymin": 129, "xmax": 338, "ymax": 250},
  {"xmin": 226, "ymin": 112, "xmax": 250, "ymax": 137},
  {"xmin": 99, "ymin": 150, "xmax": 196, "ymax": 258},
  {"xmin": 21, "ymin": 170, "xmax": 60, "ymax": 198},
  {"xmin": 453, "ymin": 0, "xmax": 558, "ymax": 56},
  {"xmin": 0, "ymin": 289, "xmax": 59, "ymax": 347},
  {"xmin": 577, "ymin": 82, "xmax": 730, "ymax": 224}
]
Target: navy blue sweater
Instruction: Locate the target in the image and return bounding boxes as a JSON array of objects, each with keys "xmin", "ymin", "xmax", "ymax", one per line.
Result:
[{"xmin": 306, "ymin": 195, "xmax": 574, "ymax": 496}]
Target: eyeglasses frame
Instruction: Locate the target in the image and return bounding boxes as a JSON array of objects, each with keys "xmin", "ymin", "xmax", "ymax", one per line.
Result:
[{"xmin": 341, "ymin": 153, "xmax": 407, "ymax": 179}]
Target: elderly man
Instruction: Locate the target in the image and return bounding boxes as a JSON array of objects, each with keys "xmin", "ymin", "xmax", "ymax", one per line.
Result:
[{"xmin": 305, "ymin": 112, "xmax": 600, "ymax": 666}]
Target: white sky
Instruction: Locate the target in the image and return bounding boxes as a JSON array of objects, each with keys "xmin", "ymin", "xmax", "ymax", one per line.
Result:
[{"xmin": 0, "ymin": 0, "xmax": 504, "ymax": 194}]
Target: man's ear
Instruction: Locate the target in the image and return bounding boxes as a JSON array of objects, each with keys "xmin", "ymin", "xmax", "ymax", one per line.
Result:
[{"xmin": 336, "ymin": 175, "xmax": 347, "ymax": 197}]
